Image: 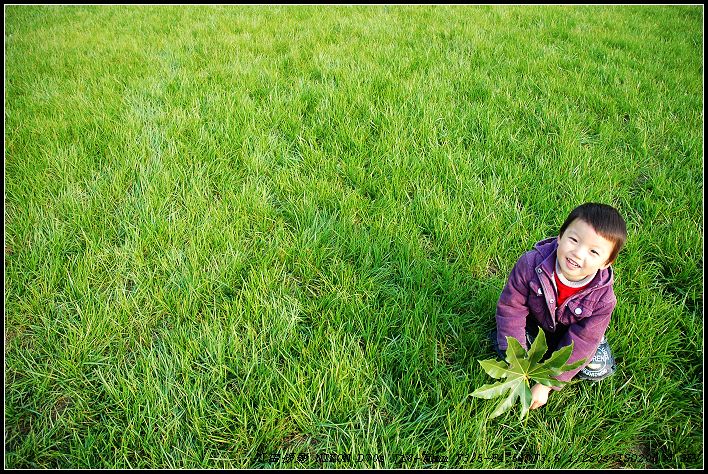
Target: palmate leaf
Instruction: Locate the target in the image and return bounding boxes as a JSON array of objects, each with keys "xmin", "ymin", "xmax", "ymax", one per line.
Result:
[
  {"xmin": 479, "ymin": 359, "xmax": 510, "ymax": 379},
  {"xmin": 472, "ymin": 331, "xmax": 586, "ymax": 420},
  {"xmin": 489, "ymin": 376, "xmax": 532, "ymax": 420}
]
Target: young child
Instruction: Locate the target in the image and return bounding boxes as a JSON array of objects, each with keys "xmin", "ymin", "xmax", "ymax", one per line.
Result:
[{"xmin": 489, "ymin": 203, "xmax": 627, "ymax": 410}]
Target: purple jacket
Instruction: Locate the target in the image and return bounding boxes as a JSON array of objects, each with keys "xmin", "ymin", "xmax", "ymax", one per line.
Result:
[{"xmin": 495, "ymin": 237, "xmax": 617, "ymax": 384}]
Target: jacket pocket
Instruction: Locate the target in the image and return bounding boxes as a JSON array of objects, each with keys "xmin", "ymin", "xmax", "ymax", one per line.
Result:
[
  {"xmin": 527, "ymin": 281, "xmax": 547, "ymax": 316},
  {"xmin": 529, "ymin": 281, "xmax": 543, "ymax": 296},
  {"xmin": 561, "ymin": 299, "xmax": 594, "ymax": 324}
]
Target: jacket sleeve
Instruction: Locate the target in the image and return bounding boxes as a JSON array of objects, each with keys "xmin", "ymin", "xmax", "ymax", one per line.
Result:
[
  {"xmin": 551, "ymin": 292, "xmax": 616, "ymax": 388},
  {"xmin": 495, "ymin": 253, "xmax": 532, "ymax": 352}
]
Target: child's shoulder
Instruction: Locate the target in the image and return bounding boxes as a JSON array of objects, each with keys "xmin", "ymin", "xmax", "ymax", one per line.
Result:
[
  {"xmin": 531, "ymin": 237, "xmax": 558, "ymax": 255},
  {"xmin": 517, "ymin": 237, "xmax": 557, "ymax": 265},
  {"xmin": 512, "ymin": 247, "xmax": 546, "ymax": 275},
  {"xmin": 508, "ymin": 238, "xmax": 557, "ymax": 280}
]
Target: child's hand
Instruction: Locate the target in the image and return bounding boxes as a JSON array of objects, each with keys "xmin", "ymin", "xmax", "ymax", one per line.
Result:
[{"xmin": 530, "ymin": 383, "xmax": 552, "ymax": 410}]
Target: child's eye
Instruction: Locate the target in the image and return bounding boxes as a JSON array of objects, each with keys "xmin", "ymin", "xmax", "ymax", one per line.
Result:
[
  {"xmin": 591, "ymin": 250, "xmax": 599, "ymax": 255},
  {"xmin": 569, "ymin": 237, "xmax": 577, "ymax": 243}
]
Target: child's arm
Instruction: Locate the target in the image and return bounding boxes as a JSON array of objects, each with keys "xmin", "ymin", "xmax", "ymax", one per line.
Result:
[
  {"xmin": 531, "ymin": 294, "xmax": 616, "ymax": 409},
  {"xmin": 495, "ymin": 253, "xmax": 533, "ymax": 353}
]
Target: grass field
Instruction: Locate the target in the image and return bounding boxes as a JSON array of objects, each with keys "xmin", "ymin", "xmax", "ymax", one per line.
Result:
[{"xmin": 4, "ymin": 5, "xmax": 703, "ymax": 468}]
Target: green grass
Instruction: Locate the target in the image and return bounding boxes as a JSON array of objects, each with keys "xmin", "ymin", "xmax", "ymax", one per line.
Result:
[{"xmin": 5, "ymin": 4, "xmax": 703, "ymax": 468}]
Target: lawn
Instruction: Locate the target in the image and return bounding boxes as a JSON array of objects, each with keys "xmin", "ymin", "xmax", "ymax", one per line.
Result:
[{"xmin": 4, "ymin": 5, "xmax": 703, "ymax": 468}]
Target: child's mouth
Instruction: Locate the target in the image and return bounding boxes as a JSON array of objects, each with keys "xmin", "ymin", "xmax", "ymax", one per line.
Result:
[{"xmin": 567, "ymin": 258, "xmax": 581, "ymax": 269}]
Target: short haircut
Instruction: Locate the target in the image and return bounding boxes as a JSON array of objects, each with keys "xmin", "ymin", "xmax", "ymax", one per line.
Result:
[{"xmin": 559, "ymin": 203, "xmax": 627, "ymax": 264}]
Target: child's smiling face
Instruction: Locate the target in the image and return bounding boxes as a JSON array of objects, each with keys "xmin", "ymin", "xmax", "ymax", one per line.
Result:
[{"xmin": 556, "ymin": 219, "xmax": 616, "ymax": 281}]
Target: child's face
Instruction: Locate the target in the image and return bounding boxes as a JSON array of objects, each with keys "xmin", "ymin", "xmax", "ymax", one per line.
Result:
[{"xmin": 556, "ymin": 218, "xmax": 615, "ymax": 281}]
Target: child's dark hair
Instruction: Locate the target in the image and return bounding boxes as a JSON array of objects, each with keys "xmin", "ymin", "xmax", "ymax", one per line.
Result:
[{"xmin": 559, "ymin": 203, "xmax": 627, "ymax": 264}]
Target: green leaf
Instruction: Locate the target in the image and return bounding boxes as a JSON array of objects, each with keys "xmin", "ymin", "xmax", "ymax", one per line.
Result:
[
  {"xmin": 489, "ymin": 379, "xmax": 532, "ymax": 420},
  {"xmin": 471, "ymin": 377, "xmax": 519, "ymax": 399},
  {"xmin": 489, "ymin": 388, "xmax": 515, "ymax": 418},
  {"xmin": 539, "ymin": 342, "xmax": 574, "ymax": 374},
  {"xmin": 473, "ymin": 333, "xmax": 587, "ymax": 420},
  {"xmin": 560, "ymin": 358, "xmax": 587, "ymax": 372},
  {"xmin": 532, "ymin": 376, "xmax": 567, "ymax": 388},
  {"xmin": 527, "ymin": 330, "xmax": 547, "ymax": 366},
  {"xmin": 517, "ymin": 381, "xmax": 532, "ymax": 420},
  {"xmin": 505, "ymin": 336, "xmax": 531, "ymax": 373},
  {"xmin": 490, "ymin": 378, "xmax": 525, "ymax": 418},
  {"xmin": 505, "ymin": 336, "xmax": 528, "ymax": 361},
  {"xmin": 479, "ymin": 358, "xmax": 510, "ymax": 379}
]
